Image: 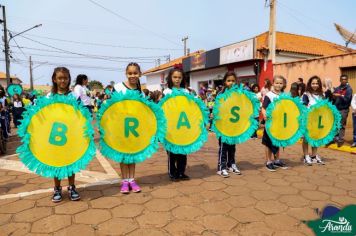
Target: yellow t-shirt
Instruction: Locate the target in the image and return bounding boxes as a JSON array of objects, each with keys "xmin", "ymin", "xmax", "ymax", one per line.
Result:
[{"xmin": 23, "ymin": 98, "xmax": 31, "ymax": 106}]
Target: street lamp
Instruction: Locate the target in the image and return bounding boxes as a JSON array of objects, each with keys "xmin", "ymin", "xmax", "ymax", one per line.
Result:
[
  {"xmin": 9, "ymin": 24, "xmax": 42, "ymax": 42},
  {"xmin": 0, "ymin": 5, "xmax": 42, "ymax": 87}
]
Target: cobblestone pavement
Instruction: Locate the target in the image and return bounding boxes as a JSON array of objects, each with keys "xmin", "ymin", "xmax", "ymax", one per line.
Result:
[{"xmin": 0, "ymin": 132, "xmax": 355, "ymax": 235}]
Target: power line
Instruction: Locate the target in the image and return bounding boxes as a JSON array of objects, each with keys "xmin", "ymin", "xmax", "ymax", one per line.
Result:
[
  {"xmin": 11, "ymin": 37, "xmax": 27, "ymax": 59},
  {"xmin": 19, "ymin": 33, "xmax": 181, "ymax": 51},
  {"xmin": 6, "ymin": 40, "xmax": 167, "ymax": 61},
  {"xmin": 10, "ymin": 51, "xmax": 156, "ymax": 64},
  {"xmin": 276, "ymin": 0, "xmax": 334, "ymax": 32},
  {"xmin": 276, "ymin": 1, "xmax": 327, "ymax": 39},
  {"xmin": 8, "ymin": 44, "xmax": 159, "ymax": 60},
  {"xmin": 17, "ymin": 35, "xmax": 158, "ymax": 64},
  {"xmin": 87, "ymin": 0, "xmax": 181, "ymax": 46},
  {"xmin": 2, "ymin": 58, "xmax": 125, "ymax": 72},
  {"xmin": 8, "ymin": 14, "xmax": 183, "ymax": 43}
]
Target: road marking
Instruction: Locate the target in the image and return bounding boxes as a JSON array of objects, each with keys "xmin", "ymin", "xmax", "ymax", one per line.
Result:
[{"xmin": 0, "ymin": 152, "xmax": 121, "ymax": 199}]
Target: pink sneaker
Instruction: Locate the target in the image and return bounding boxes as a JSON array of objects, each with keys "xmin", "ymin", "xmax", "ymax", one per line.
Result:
[
  {"xmin": 129, "ymin": 180, "xmax": 141, "ymax": 193},
  {"xmin": 120, "ymin": 180, "xmax": 130, "ymax": 194}
]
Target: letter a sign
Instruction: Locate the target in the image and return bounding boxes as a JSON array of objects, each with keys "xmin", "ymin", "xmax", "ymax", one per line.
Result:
[{"xmin": 159, "ymin": 89, "xmax": 209, "ymax": 155}]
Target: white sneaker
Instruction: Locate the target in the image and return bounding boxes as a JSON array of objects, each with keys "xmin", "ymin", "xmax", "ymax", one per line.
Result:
[
  {"xmin": 217, "ymin": 169, "xmax": 230, "ymax": 178},
  {"xmin": 304, "ymin": 155, "xmax": 312, "ymax": 166},
  {"xmin": 229, "ymin": 164, "xmax": 241, "ymax": 175},
  {"xmin": 313, "ymin": 155, "xmax": 325, "ymax": 165}
]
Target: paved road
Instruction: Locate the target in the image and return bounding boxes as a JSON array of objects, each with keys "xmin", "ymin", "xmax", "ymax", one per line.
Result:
[{"xmin": 0, "ymin": 133, "xmax": 355, "ymax": 235}]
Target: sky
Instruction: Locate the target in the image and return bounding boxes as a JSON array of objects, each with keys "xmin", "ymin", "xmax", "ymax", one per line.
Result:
[{"xmin": 1, "ymin": 0, "xmax": 355, "ymax": 86}]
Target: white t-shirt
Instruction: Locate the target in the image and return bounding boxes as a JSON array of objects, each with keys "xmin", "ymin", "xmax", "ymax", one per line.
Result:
[
  {"xmin": 73, "ymin": 85, "xmax": 91, "ymax": 106},
  {"xmin": 265, "ymin": 91, "xmax": 279, "ymax": 104},
  {"xmin": 46, "ymin": 91, "xmax": 73, "ymax": 98},
  {"xmin": 0, "ymin": 97, "xmax": 6, "ymax": 107},
  {"xmin": 114, "ymin": 82, "xmax": 142, "ymax": 95},
  {"xmin": 163, "ymin": 87, "xmax": 189, "ymax": 96},
  {"xmin": 13, "ymin": 101, "xmax": 23, "ymax": 108},
  {"xmin": 302, "ymin": 92, "xmax": 323, "ymax": 108}
]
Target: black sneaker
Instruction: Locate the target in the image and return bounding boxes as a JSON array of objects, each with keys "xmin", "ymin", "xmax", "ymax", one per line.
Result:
[
  {"xmin": 266, "ymin": 163, "xmax": 276, "ymax": 172},
  {"xmin": 68, "ymin": 185, "xmax": 80, "ymax": 201},
  {"xmin": 179, "ymin": 174, "xmax": 190, "ymax": 181},
  {"xmin": 170, "ymin": 176, "xmax": 180, "ymax": 182},
  {"xmin": 52, "ymin": 186, "xmax": 62, "ymax": 203},
  {"xmin": 273, "ymin": 160, "xmax": 288, "ymax": 169}
]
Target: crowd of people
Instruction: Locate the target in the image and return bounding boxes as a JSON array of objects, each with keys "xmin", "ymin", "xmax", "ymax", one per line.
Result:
[{"xmin": 3, "ymin": 61, "xmax": 355, "ymax": 202}]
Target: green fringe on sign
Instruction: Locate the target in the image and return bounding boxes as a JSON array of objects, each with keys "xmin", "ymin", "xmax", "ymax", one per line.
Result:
[
  {"xmin": 16, "ymin": 94, "xmax": 96, "ymax": 180},
  {"xmin": 97, "ymin": 90, "xmax": 167, "ymax": 164},
  {"xmin": 211, "ymin": 84, "xmax": 260, "ymax": 145},
  {"xmin": 304, "ymin": 99, "xmax": 341, "ymax": 147},
  {"xmin": 158, "ymin": 88, "xmax": 209, "ymax": 155},
  {"xmin": 265, "ymin": 93, "xmax": 306, "ymax": 147}
]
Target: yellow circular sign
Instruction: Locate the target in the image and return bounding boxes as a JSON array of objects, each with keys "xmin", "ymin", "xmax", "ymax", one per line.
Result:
[
  {"xmin": 28, "ymin": 103, "xmax": 90, "ymax": 167},
  {"xmin": 215, "ymin": 93, "xmax": 254, "ymax": 137},
  {"xmin": 100, "ymin": 100, "xmax": 157, "ymax": 154},
  {"xmin": 269, "ymin": 99, "xmax": 300, "ymax": 140},
  {"xmin": 161, "ymin": 95, "xmax": 203, "ymax": 146},
  {"xmin": 306, "ymin": 106, "xmax": 334, "ymax": 140}
]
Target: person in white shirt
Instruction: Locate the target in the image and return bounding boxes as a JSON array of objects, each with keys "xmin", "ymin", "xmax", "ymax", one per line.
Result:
[
  {"xmin": 12, "ymin": 94, "xmax": 24, "ymax": 128},
  {"xmin": 73, "ymin": 74, "xmax": 93, "ymax": 113}
]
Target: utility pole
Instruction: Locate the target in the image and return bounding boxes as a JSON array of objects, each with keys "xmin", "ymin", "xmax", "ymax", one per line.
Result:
[
  {"xmin": 1, "ymin": 5, "xmax": 11, "ymax": 87},
  {"xmin": 29, "ymin": 56, "xmax": 33, "ymax": 91},
  {"xmin": 268, "ymin": 0, "xmax": 276, "ymax": 63},
  {"xmin": 182, "ymin": 36, "xmax": 188, "ymax": 56}
]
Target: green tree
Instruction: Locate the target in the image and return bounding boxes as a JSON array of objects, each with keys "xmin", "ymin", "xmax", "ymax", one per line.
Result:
[{"xmin": 88, "ymin": 80, "xmax": 104, "ymax": 90}]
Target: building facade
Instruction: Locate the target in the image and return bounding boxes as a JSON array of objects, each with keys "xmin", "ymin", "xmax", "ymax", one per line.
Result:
[{"xmin": 144, "ymin": 32, "xmax": 352, "ymax": 93}]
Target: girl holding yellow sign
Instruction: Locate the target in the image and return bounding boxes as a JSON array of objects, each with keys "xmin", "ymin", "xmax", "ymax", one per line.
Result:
[
  {"xmin": 112, "ymin": 63, "xmax": 144, "ymax": 193},
  {"xmin": 98, "ymin": 62, "xmax": 166, "ymax": 194},
  {"xmin": 163, "ymin": 68, "xmax": 191, "ymax": 181},
  {"xmin": 261, "ymin": 76, "xmax": 288, "ymax": 172},
  {"xmin": 48, "ymin": 68, "xmax": 81, "ymax": 202},
  {"xmin": 17, "ymin": 67, "xmax": 96, "ymax": 202},
  {"xmin": 216, "ymin": 71, "xmax": 242, "ymax": 177},
  {"xmin": 302, "ymin": 76, "xmax": 341, "ymax": 164},
  {"xmin": 160, "ymin": 68, "xmax": 209, "ymax": 181},
  {"xmin": 212, "ymin": 71, "xmax": 260, "ymax": 177},
  {"xmin": 301, "ymin": 76, "xmax": 326, "ymax": 165}
]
